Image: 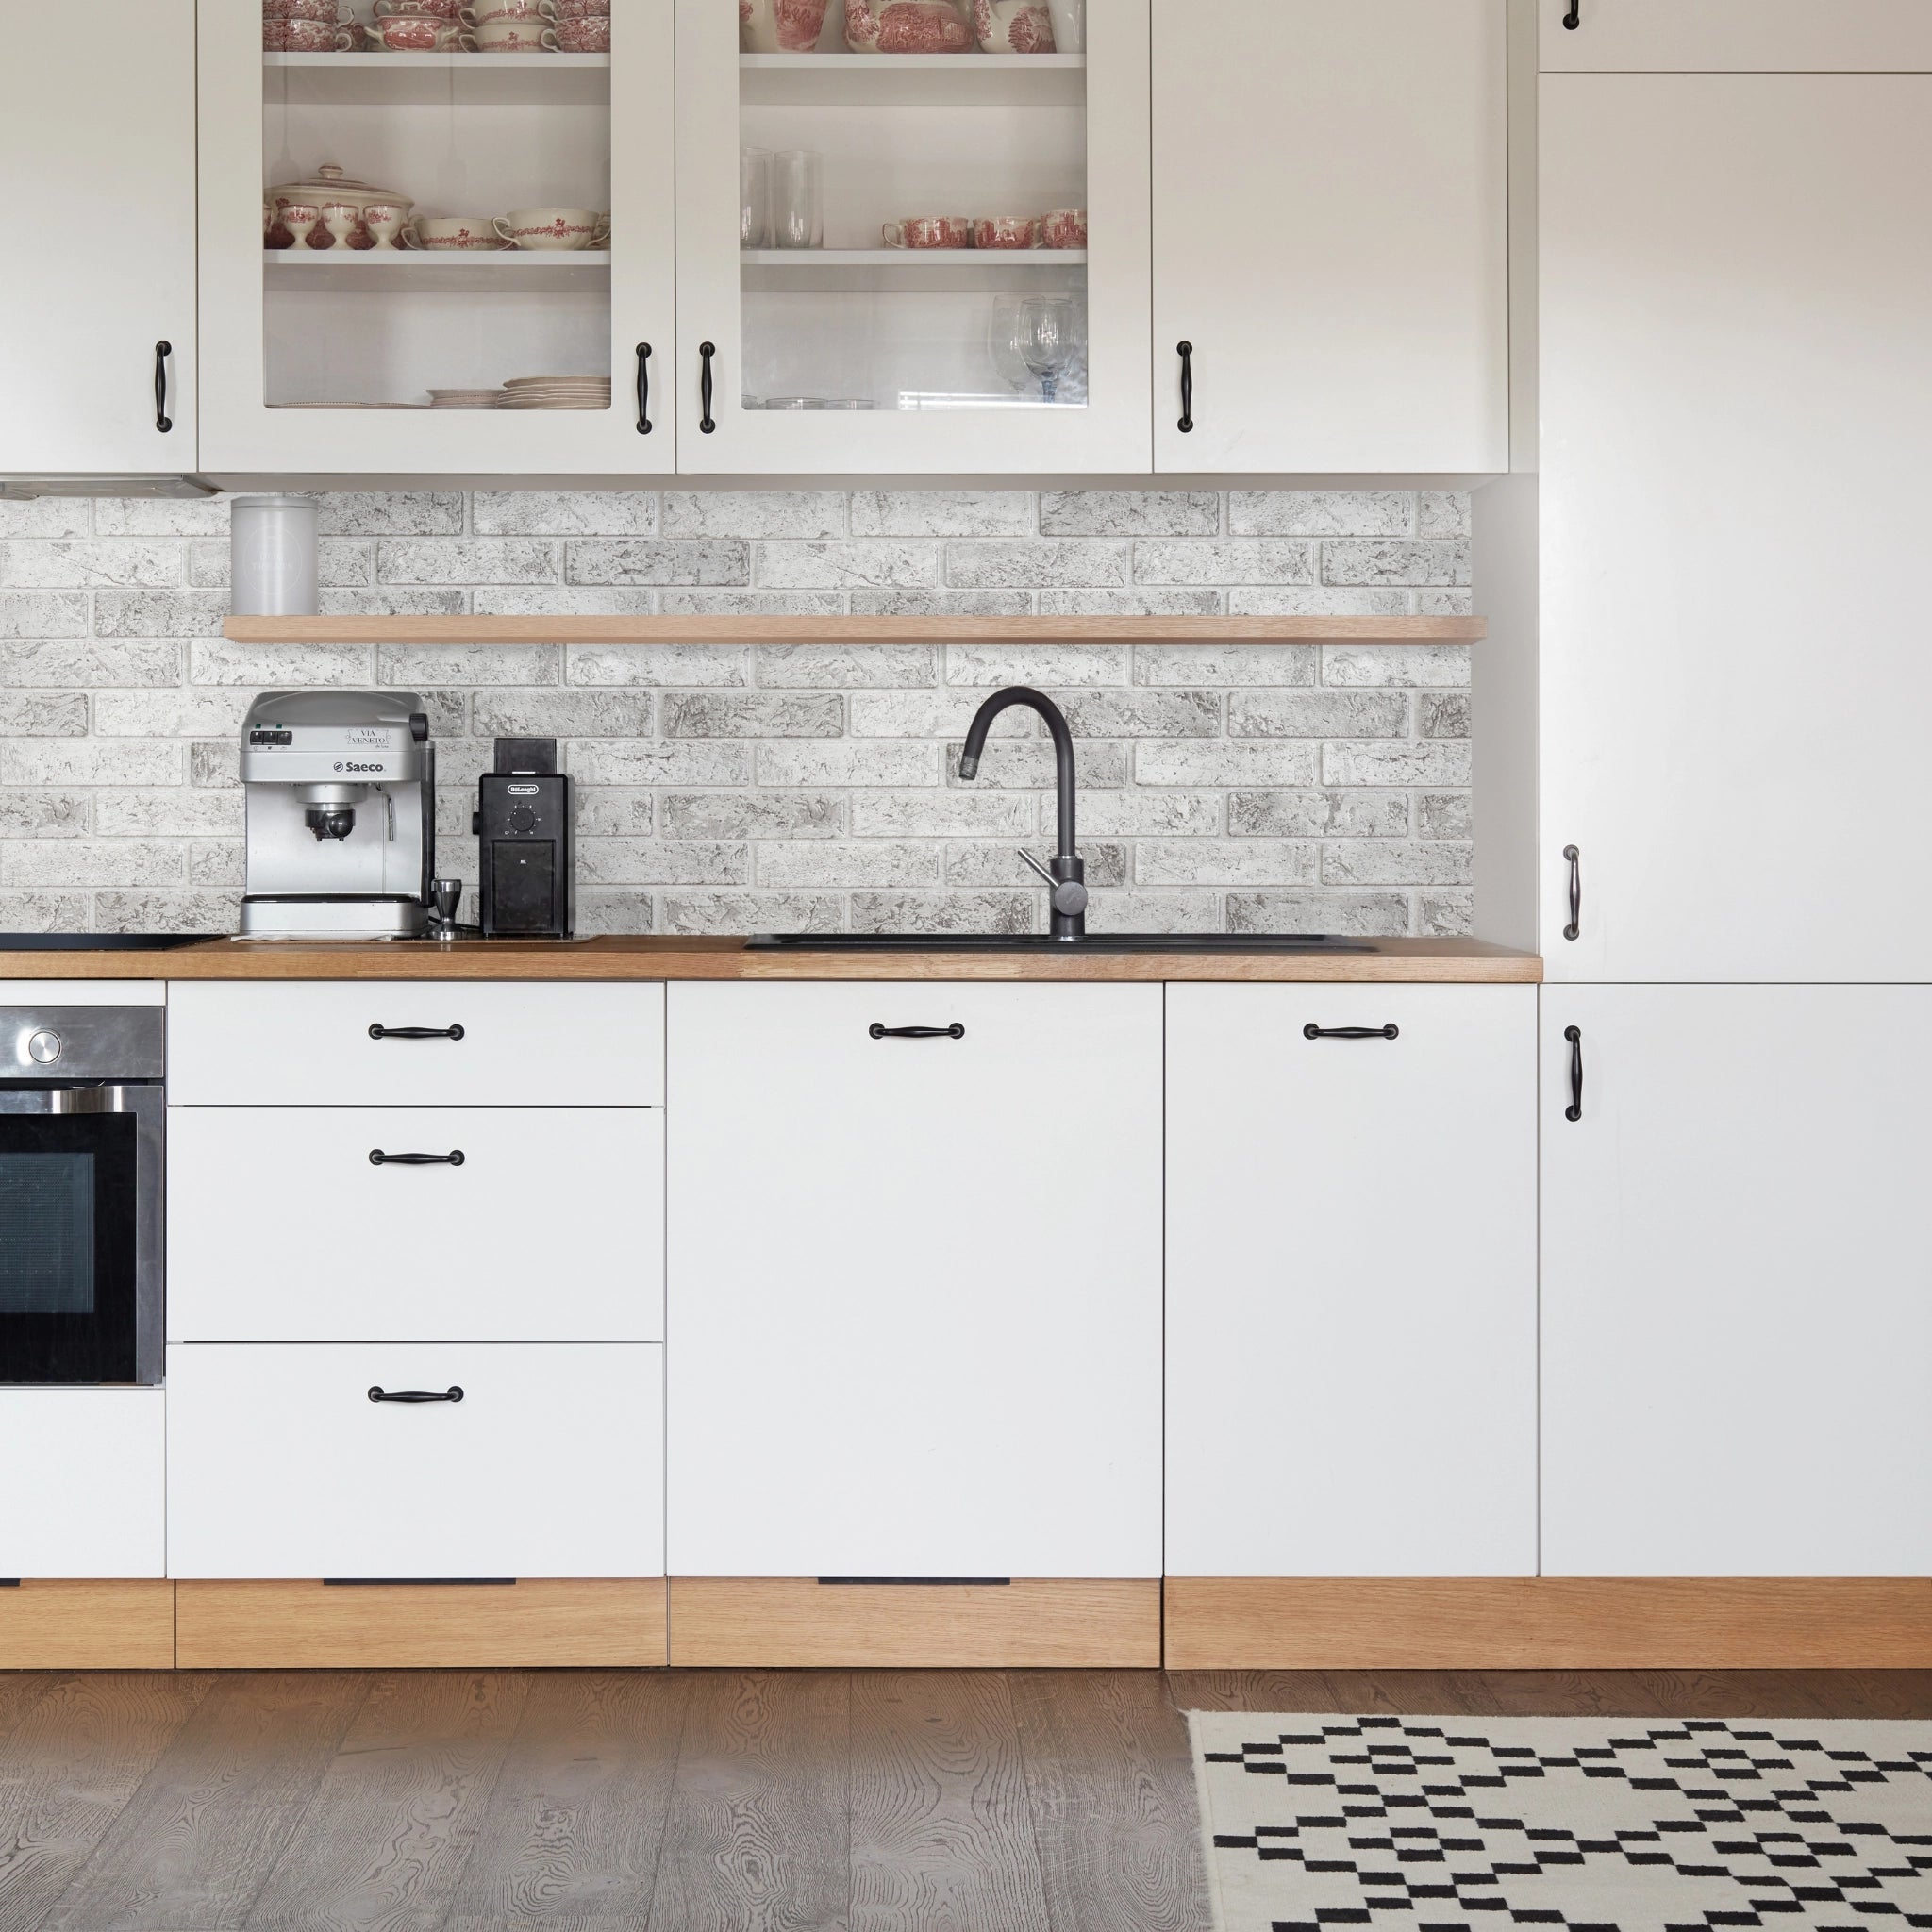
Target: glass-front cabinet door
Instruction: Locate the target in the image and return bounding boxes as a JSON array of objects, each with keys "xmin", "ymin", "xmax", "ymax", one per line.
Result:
[
  {"xmin": 199, "ymin": 0, "xmax": 673, "ymax": 474},
  {"xmin": 674, "ymin": 0, "xmax": 1150, "ymax": 474}
]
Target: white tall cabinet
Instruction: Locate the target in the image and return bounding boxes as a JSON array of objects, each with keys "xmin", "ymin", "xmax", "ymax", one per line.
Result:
[
  {"xmin": 0, "ymin": 4, "xmax": 197, "ymax": 473},
  {"xmin": 1152, "ymin": 0, "xmax": 1508, "ymax": 475},
  {"xmin": 1538, "ymin": 60, "xmax": 1932, "ymax": 979}
]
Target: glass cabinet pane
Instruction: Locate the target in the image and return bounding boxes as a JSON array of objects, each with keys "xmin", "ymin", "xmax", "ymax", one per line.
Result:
[
  {"xmin": 735, "ymin": 5, "xmax": 1089, "ymax": 420},
  {"xmin": 260, "ymin": 36, "xmax": 616, "ymax": 416}
]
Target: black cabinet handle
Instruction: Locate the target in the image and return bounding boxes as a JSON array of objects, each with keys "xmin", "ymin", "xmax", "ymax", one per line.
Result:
[
  {"xmin": 368, "ymin": 1023, "xmax": 465, "ymax": 1041},
  {"xmin": 634, "ymin": 342, "xmax": 652, "ymax": 434},
  {"xmin": 869, "ymin": 1023, "xmax": 965, "ymax": 1040},
  {"xmin": 1562, "ymin": 844, "xmax": 1581, "ymax": 941},
  {"xmin": 1562, "ymin": 2, "xmax": 1581, "ymax": 26},
  {"xmin": 368, "ymin": 1386, "xmax": 464, "ymax": 1404},
  {"xmin": 1175, "ymin": 341, "xmax": 1193, "ymax": 433},
  {"xmin": 369, "ymin": 1149, "xmax": 465, "ymax": 1166},
  {"xmin": 698, "ymin": 341, "xmax": 716, "ymax": 433},
  {"xmin": 153, "ymin": 341, "xmax": 173, "ymax": 433},
  {"xmin": 1303, "ymin": 1024, "xmax": 1399, "ymax": 1041},
  {"xmin": 1564, "ymin": 1024, "xmax": 1584, "ymax": 1121}
]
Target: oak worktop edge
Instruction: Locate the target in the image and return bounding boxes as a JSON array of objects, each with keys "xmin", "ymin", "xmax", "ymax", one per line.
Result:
[{"xmin": 0, "ymin": 937, "xmax": 1541, "ymax": 983}]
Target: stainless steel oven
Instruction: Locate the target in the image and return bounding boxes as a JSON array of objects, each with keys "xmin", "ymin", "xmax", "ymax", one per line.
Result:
[{"xmin": 0, "ymin": 1007, "xmax": 163, "ymax": 1385}]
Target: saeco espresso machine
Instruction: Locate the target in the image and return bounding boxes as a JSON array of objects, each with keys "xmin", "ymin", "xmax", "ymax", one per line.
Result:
[{"xmin": 239, "ymin": 690, "xmax": 435, "ymax": 939}]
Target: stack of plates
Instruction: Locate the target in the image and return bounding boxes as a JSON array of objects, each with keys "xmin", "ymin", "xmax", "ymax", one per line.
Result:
[
  {"xmin": 500, "ymin": 375, "xmax": 612, "ymax": 410},
  {"xmin": 427, "ymin": 388, "xmax": 505, "ymax": 408}
]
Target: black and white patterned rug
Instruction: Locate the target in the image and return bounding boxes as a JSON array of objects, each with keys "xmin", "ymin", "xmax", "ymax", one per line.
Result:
[{"xmin": 1189, "ymin": 1712, "xmax": 1932, "ymax": 1932}]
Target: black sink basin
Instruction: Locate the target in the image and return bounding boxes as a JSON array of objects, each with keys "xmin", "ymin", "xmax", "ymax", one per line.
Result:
[{"xmin": 744, "ymin": 932, "xmax": 1375, "ymax": 954}]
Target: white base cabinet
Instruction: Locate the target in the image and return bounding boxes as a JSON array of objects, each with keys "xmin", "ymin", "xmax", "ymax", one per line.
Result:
[
  {"xmin": 166, "ymin": 1342, "xmax": 663, "ymax": 1579},
  {"xmin": 1166, "ymin": 985, "xmax": 1538, "ymax": 1577},
  {"xmin": 167, "ymin": 1106, "xmax": 662, "ymax": 1341},
  {"xmin": 1541, "ymin": 987, "xmax": 1932, "ymax": 1577},
  {"xmin": 0, "ymin": 1391, "xmax": 166, "ymax": 1579},
  {"xmin": 666, "ymin": 982, "xmax": 1163, "ymax": 1580}
]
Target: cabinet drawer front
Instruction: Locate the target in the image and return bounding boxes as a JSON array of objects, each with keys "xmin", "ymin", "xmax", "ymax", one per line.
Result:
[
  {"xmin": 166, "ymin": 1342, "xmax": 663, "ymax": 1578},
  {"xmin": 0, "ymin": 1390, "xmax": 166, "ymax": 1578},
  {"xmin": 166, "ymin": 982, "xmax": 664, "ymax": 1107},
  {"xmin": 167, "ymin": 1108, "xmax": 661, "ymax": 1341}
]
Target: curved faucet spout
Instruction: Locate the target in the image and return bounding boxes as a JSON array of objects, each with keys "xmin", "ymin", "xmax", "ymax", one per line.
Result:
[
  {"xmin": 958, "ymin": 685, "xmax": 1076, "ymax": 857},
  {"xmin": 958, "ymin": 685, "xmax": 1086, "ymax": 938}
]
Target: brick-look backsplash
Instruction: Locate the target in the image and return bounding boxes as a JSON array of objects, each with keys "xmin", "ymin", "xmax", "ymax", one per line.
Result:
[{"xmin": 0, "ymin": 489, "xmax": 1473, "ymax": 937}]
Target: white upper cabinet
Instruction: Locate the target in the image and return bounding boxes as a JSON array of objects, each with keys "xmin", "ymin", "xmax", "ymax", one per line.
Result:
[
  {"xmin": 1, "ymin": 4, "xmax": 196, "ymax": 473},
  {"xmin": 1540, "ymin": 71, "xmax": 1932, "ymax": 979},
  {"xmin": 1166, "ymin": 986, "xmax": 1538, "ymax": 1578},
  {"xmin": 198, "ymin": 0, "xmax": 674, "ymax": 474},
  {"xmin": 1540, "ymin": 1, "xmax": 1932, "ymax": 72},
  {"xmin": 1152, "ymin": 1, "xmax": 1508, "ymax": 475},
  {"xmin": 672, "ymin": 0, "xmax": 1152, "ymax": 474},
  {"xmin": 666, "ymin": 982, "xmax": 1163, "ymax": 1580},
  {"xmin": 1541, "ymin": 987, "xmax": 1932, "ymax": 1576}
]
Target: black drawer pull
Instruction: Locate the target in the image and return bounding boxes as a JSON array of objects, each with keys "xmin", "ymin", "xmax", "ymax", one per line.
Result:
[
  {"xmin": 1175, "ymin": 340, "xmax": 1194, "ymax": 433},
  {"xmin": 368, "ymin": 1386, "xmax": 464, "ymax": 1404},
  {"xmin": 1304, "ymin": 1024, "xmax": 1399, "ymax": 1041},
  {"xmin": 869, "ymin": 1023, "xmax": 965, "ymax": 1040},
  {"xmin": 1562, "ymin": 844, "xmax": 1581, "ymax": 941},
  {"xmin": 369, "ymin": 1149, "xmax": 465, "ymax": 1166},
  {"xmin": 1564, "ymin": 1024, "xmax": 1584, "ymax": 1121},
  {"xmin": 153, "ymin": 341, "xmax": 174, "ymax": 432},
  {"xmin": 635, "ymin": 341, "xmax": 652, "ymax": 434},
  {"xmin": 368, "ymin": 1023, "xmax": 465, "ymax": 1041},
  {"xmin": 698, "ymin": 340, "xmax": 716, "ymax": 433},
  {"xmin": 1562, "ymin": 1, "xmax": 1581, "ymax": 27}
]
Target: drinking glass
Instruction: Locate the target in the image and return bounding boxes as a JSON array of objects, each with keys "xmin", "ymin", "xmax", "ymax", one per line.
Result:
[
  {"xmin": 770, "ymin": 148, "xmax": 823, "ymax": 250},
  {"xmin": 1016, "ymin": 295, "xmax": 1074, "ymax": 403},
  {"xmin": 740, "ymin": 146, "xmax": 772, "ymax": 250}
]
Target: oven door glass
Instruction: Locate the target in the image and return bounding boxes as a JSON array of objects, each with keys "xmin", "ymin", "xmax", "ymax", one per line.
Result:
[{"xmin": 0, "ymin": 1111, "xmax": 138, "ymax": 1382}]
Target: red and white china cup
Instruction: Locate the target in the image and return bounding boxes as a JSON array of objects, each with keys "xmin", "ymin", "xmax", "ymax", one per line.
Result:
[
  {"xmin": 1033, "ymin": 206, "xmax": 1087, "ymax": 249},
  {"xmin": 974, "ymin": 215, "xmax": 1034, "ymax": 250},
  {"xmin": 553, "ymin": 0, "xmax": 609, "ymax": 15},
  {"xmin": 462, "ymin": 13, "xmax": 558, "ymax": 47},
  {"xmin": 405, "ymin": 215, "xmax": 505, "ymax": 249},
  {"xmin": 369, "ymin": 9, "xmax": 467, "ymax": 47},
  {"xmin": 279, "ymin": 201, "xmax": 323, "ymax": 249},
  {"xmin": 375, "ymin": 0, "xmax": 465, "ymax": 15},
  {"xmin": 461, "ymin": 0, "xmax": 555, "ymax": 22},
  {"xmin": 276, "ymin": 17, "xmax": 355, "ymax": 51},
  {"xmin": 362, "ymin": 202, "xmax": 409, "ymax": 249},
  {"xmin": 492, "ymin": 207, "xmax": 609, "ymax": 250},
  {"xmin": 881, "ymin": 215, "xmax": 974, "ymax": 250},
  {"xmin": 555, "ymin": 13, "xmax": 608, "ymax": 47},
  {"xmin": 741, "ymin": 0, "xmax": 828, "ymax": 51}
]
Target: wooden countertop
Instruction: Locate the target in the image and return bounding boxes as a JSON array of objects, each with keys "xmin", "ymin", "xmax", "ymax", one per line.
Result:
[{"xmin": 0, "ymin": 936, "xmax": 1541, "ymax": 983}]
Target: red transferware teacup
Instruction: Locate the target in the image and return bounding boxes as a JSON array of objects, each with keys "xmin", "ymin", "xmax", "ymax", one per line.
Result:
[
  {"xmin": 974, "ymin": 215, "xmax": 1035, "ymax": 250},
  {"xmin": 1034, "ymin": 207, "xmax": 1086, "ymax": 249},
  {"xmin": 555, "ymin": 13, "xmax": 608, "ymax": 47},
  {"xmin": 881, "ymin": 215, "xmax": 974, "ymax": 250}
]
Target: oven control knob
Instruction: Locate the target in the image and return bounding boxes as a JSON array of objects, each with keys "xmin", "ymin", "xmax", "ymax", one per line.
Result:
[
  {"xmin": 26, "ymin": 1029, "xmax": 61, "ymax": 1064},
  {"xmin": 508, "ymin": 806, "xmax": 536, "ymax": 833}
]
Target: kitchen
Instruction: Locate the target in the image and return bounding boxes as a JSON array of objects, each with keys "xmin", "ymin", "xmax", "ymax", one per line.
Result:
[{"xmin": 2, "ymin": 4, "xmax": 1929, "ymax": 1929}]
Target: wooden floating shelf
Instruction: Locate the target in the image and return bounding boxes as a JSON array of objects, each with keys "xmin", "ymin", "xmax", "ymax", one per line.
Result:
[{"xmin": 222, "ymin": 613, "xmax": 1485, "ymax": 646}]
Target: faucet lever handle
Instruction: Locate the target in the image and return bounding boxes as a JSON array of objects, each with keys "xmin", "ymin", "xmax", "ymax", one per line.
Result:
[{"xmin": 1016, "ymin": 848, "xmax": 1056, "ymax": 887}]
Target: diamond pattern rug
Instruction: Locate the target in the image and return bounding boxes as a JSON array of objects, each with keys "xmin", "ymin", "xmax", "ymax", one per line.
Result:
[{"xmin": 1189, "ymin": 1711, "xmax": 1932, "ymax": 1932}]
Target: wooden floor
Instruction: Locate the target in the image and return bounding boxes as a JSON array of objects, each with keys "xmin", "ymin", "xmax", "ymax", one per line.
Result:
[{"xmin": 2, "ymin": 1669, "xmax": 1929, "ymax": 1931}]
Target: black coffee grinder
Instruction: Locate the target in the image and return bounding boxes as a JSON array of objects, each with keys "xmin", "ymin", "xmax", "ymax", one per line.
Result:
[{"xmin": 474, "ymin": 737, "xmax": 574, "ymax": 939}]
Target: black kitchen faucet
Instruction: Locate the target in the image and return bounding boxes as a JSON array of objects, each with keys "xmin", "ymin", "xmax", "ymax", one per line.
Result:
[{"xmin": 958, "ymin": 685, "xmax": 1088, "ymax": 941}]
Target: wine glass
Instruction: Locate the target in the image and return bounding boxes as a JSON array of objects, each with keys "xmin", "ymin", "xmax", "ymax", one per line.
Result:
[{"xmin": 1015, "ymin": 295, "xmax": 1074, "ymax": 404}]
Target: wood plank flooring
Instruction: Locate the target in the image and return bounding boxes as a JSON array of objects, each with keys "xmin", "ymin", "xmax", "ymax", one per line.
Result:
[{"xmin": 3, "ymin": 1670, "xmax": 1930, "ymax": 1932}]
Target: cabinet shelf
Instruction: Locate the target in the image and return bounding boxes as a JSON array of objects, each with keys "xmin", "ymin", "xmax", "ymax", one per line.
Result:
[
  {"xmin": 741, "ymin": 51, "xmax": 1084, "ymax": 108},
  {"xmin": 262, "ymin": 49, "xmax": 609, "ymax": 106},
  {"xmin": 265, "ymin": 248, "xmax": 610, "ymax": 291},
  {"xmin": 741, "ymin": 246, "xmax": 1085, "ymax": 292},
  {"xmin": 222, "ymin": 615, "xmax": 1486, "ymax": 646}
]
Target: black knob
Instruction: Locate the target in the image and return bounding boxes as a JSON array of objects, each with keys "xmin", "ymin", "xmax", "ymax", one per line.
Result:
[{"xmin": 508, "ymin": 806, "xmax": 536, "ymax": 833}]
